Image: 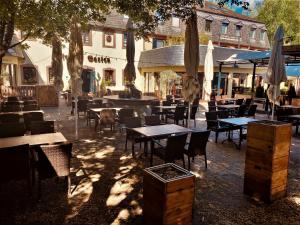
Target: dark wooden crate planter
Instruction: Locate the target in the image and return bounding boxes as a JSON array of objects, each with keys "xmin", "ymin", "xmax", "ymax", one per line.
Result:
[
  {"xmin": 143, "ymin": 163, "xmax": 195, "ymax": 225},
  {"xmin": 244, "ymin": 120, "xmax": 292, "ymax": 202}
]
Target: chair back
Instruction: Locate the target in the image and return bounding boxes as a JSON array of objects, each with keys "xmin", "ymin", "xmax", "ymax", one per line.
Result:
[
  {"xmin": 99, "ymin": 109, "xmax": 117, "ymax": 125},
  {"xmin": 208, "ymin": 101, "xmax": 216, "ymax": 107},
  {"xmin": 23, "ymin": 112, "xmax": 44, "ymax": 130},
  {"xmin": 217, "ymin": 110, "xmax": 229, "ymax": 119},
  {"xmin": 7, "ymin": 96, "xmax": 19, "ymax": 102},
  {"xmin": 145, "ymin": 115, "xmax": 161, "ymax": 126},
  {"xmin": 0, "ymin": 144, "xmax": 30, "ymax": 183},
  {"xmin": 150, "ymin": 101, "xmax": 160, "ymax": 115},
  {"xmin": 205, "ymin": 111, "xmax": 218, "ymax": 129},
  {"xmin": 124, "ymin": 117, "xmax": 142, "ymax": 129},
  {"xmin": 174, "ymin": 106, "xmax": 186, "ymax": 120},
  {"xmin": 245, "ymin": 98, "xmax": 252, "ymax": 107},
  {"xmin": 77, "ymin": 99, "xmax": 89, "ymax": 112},
  {"xmin": 189, "ymin": 105, "xmax": 198, "ymax": 119},
  {"xmin": 38, "ymin": 142, "xmax": 72, "ymax": 178},
  {"xmin": 235, "ymin": 99, "xmax": 244, "ymax": 105},
  {"xmin": 118, "ymin": 108, "xmax": 134, "ymax": 124},
  {"xmin": 247, "ymin": 104, "xmax": 257, "ymax": 117},
  {"xmin": 165, "ymin": 133, "xmax": 188, "ymax": 162},
  {"xmin": 93, "ymin": 99, "xmax": 103, "ymax": 106},
  {"xmin": 0, "ymin": 122, "xmax": 26, "ymax": 137},
  {"xmin": 23, "ymin": 104, "xmax": 40, "ymax": 111},
  {"xmin": 166, "ymin": 95, "xmax": 173, "ymax": 102},
  {"xmin": 30, "ymin": 121, "xmax": 55, "ymax": 134},
  {"xmin": 237, "ymin": 104, "xmax": 247, "ymax": 117},
  {"xmin": 208, "ymin": 106, "xmax": 217, "ymax": 112},
  {"xmin": 1, "ymin": 105, "xmax": 22, "ymax": 112},
  {"xmin": 162, "ymin": 100, "xmax": 171, "ymax": 106},
  {"xmin": 24, "ymin": 100, "xmax": 38, "ymax": 105},
  {"xmin": 0, "ymin": 113, "xmax": 21, "ymax": 123},
  {"xmin": 188, "ymin": 130, "xmax": 211, "ymax": 157}
]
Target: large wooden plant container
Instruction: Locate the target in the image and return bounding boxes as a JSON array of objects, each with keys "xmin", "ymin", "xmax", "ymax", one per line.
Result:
[
  {"xmin": 143, "ymin": 163, "xmax": 195, "ymax": 225},
  {"xmin": 245, "ymin": 120, "xmax": 292, "ymax": 202}
]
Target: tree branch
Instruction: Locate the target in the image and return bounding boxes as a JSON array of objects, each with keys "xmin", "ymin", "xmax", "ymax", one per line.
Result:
[{"xmin": 8, "ymin": 32, "xmax": 31, "ymax": 49}]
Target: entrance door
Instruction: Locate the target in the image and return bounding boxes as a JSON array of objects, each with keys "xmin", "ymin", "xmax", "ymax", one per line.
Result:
[{"xmin": 81, "ymin": 69, "xmax": 95, "ymax": 93}]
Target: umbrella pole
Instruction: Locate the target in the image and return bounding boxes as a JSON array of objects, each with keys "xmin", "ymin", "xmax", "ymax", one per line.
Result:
[
  {"xmin": 187, "ymin": 102, "xmax": 191, "ymax": 128},
  {"xmin": 75, "ymin": 96, "xmax": 78, "ymax": 139},
  {"xmin": 271, "ymin": 86, "xmax": 276, "ymax": 121}
]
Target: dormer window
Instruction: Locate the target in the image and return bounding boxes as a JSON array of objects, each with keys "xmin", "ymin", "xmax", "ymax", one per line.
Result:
[
  {"xmin": 205, "ymin": 20, "xmax": 212, "ymax": 33},
  {"xmin": 236, "ymin": 25, "xmax": 242, "ymax": 37},
  {"xmin": 250, "ymin": 28, "xmax": 256, "ymax": 39},
  {"xmin": 221, "ymin": 23, "xmax": 228, "ymax": 35}
]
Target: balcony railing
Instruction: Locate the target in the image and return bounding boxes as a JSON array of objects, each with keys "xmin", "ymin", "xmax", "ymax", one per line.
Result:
[{"xmin": 282, "ymin": 35, "xmax": 300, "ymax": 57}]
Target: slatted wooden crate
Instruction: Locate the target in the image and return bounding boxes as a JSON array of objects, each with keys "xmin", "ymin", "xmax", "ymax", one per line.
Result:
[
  {"xmin": 143, "ymin": 163, "xmax": 195, "ymax": 225},
  {"xmin": 244, "ymin": 120, "xmax": 292, "ymax": 202}
]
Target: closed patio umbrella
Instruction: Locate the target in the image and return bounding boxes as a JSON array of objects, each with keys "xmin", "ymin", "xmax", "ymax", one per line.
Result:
[
  {"xmin": 203, "ymin": 40, "xmax": 214, "ymax": 101},
  {"xmin": 182, "ymin": 11, "xmax": 200, "ymax": 128},
  {"xmin": 265, "ymin": 25, "xmax": 286, "ymax": 120},
  {"xmin": 124, "ymin": 18, "xmax": 136, "ymax": 84}
]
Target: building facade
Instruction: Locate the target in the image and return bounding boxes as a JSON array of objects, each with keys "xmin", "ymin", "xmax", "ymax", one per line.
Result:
[{"xmin": 12, "ymin": 1, "xmax": 270, "ymax": 97}]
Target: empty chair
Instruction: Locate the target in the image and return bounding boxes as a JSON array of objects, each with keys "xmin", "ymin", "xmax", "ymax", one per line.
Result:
[
  {"xmin": 95, "ymin": 109, "xmax": 117, "ymax": 131},
  {"xmin": 235, "ymin": 99, "xmax": 244, "ymax": 105},
  {"xmin": 233, "ymin": 104, "xmax": 247, "ymax": 117},
  {"xmin": 145, "ymin": 115, "xmax": 161, "ymax": 126},
  {"xmin": 77, "ymin": 99, "xmax": 89, "ymax": 117},
  {"xmin": 153, "ymin": 133, "xmax": 188, "ymax": 168},
  {"xmin": 118, "ymin": 108, "xmax": 134, "ymax": 126},
  {"xmin": 7, "ymin": 96, "xmax": 19, "ymax": 102},
  {"xmin": 184, "ymin": 130, "xmax": 211, "ymax": 170},
  {"xmin": 0, "ymin": 113, "xmax": 21, "ymax": 123},
  {"xmin": 0, "ymin": 122, "xmax": 26, "ymax": 138},
  {"xmin": 245, "ymin": 104, "xmax": 257, "ymax": 118},
  {"xmin": 244, "ymin": 98, "xmax": 252, "ymax": 107},
  {"xmin": 124, "ymin": 117, "xmax": 143, "ymax": 156},
  {"xmin": 1, "ymin": 104, "xmax": 22, "ymax": 112},
  {"xmin": 150, "ymin": 101, "xmax": 161, "ymax": 116},
  {"xmin": 30, "ymin": 121, "xmax": 55, "ymax": 134},
  {"xmin": 0, "ymin": 144, "xmax": 32, "ymax": 194},
  {"xmin": 23, "ymin": 104, "xmax": 40, "ymax": 111},
  {"xmin": 86, "ymin": 103, "xmax": 102, "ymax": 126},
  {"xmin": 184, "ymin": 105, "xmax": 198, "ymax": 127},
  {"xmin": 35, "ymin": 142, "xmax": 72, "ymax": 197},
  {"xmin": 217, "ymin": 110, "xmax": 229, "ymax": 119},
  {"xmin": 23, "ymin": 112, "xmax": 44, "ymax": 130},
  {"xmin": 166, "ymin": 106, "xmax": 186, "ymax": 125}
]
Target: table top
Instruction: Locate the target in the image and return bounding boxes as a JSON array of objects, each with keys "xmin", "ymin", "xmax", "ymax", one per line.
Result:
[
  {"xmin": 217, "ymin": 104, "xmax": 240, "ymax": 109},
  {"xmin": 280, "ymin": 105, "xmax": 300, "ymax": 109},
  {"xmin": 0, "ymin": 132, "xmax": 67, "ymax": 149},
  {"xmin": 104, "ymin": 95, "xmax": 158, "ymax": 101},
  {"xmin": 0, "ymin": 110, "xmax": 44, "ymax": 115},
  {"xmin": 219, "ymin": 117, "xmax": 259, "ymax": 126},
  {"xmin": 154, "ymin": 105, "xmax": 178, "ymax": 110},
  {"xmin": 288, "ymin": 114, "xmax": 300, "ymax": 119},
  {"xmin": 90, "ymin": 107, "xmax": 122, "ymax": 113},
  {"xmin": 132, "ymin": 124, "xmax": 191, "ymax": 138}
]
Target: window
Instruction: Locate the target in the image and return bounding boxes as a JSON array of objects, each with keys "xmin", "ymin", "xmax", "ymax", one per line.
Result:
[
  {"xmin": 22, "ymin": 66, "xmax": 37, "ymax": 84},
  {"xmin": 122, "ymin": 33, "xmax": 127, "ymax": 48},
  {"xmin": 221, "ymin": 23, "xmax": 228, "ymax": 35},
  {"xmin": 260, "ymin": 30, "xmax": 265, "ymax": 41},
  {"xmin": 103, "ymin": 31, "xmax": 116, "ymax": 48},
  {"xmin": 205, "ymin": 20, "xmax": 212, "ymax": 33},
  {"xmin": 250, "ymin": 28, "xmax": 256, "ymax": 39},
  {"xmin": 152, "ymin": 38, "xmax": 165, "ymax": 49},
  {"xmin": 48, "ymin": 67, "xmax": 54, "ymax": 84},
  {"xmin": 103, "ymin": 69, "xmax": 116, "ymax": 86},
  {"xmin": 235, "ymin": 25, "xmax": 242, "ymax": 37},
  {"xmin": 82, "ymin": 30, "xmax": 92, "ymax": 46},
  {"xmin": 171, "ymin": 17, "xmax": 180, "ymax": 27}
]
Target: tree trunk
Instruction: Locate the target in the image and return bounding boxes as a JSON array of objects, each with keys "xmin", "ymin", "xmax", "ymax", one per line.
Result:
[{"xmin": 51, "ymin": 35, "xmax": 63, "ymax": 91}]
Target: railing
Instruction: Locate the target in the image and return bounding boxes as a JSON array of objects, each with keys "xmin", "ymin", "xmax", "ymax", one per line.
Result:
[{"xmin": 0, "ymin": 85, "xmax": 36, "ymax": 98}]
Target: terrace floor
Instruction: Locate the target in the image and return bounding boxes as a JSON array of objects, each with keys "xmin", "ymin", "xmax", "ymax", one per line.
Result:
[{"xmin": 0, "ymin": 99, "xmax": 299, "ymax": 225}]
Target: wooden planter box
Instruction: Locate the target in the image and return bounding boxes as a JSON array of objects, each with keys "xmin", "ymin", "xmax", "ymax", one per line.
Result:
[
  {"xmin": 244, "ymin": 120, "xmax": 292, "ymax": 202},
  {"xmin": 143, "ymin": 163, "xmax": 195, "ymax": 225}
]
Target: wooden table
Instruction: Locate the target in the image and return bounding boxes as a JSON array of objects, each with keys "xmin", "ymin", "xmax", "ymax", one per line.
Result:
[
  {"xmin": 154, "ymin": 105, "xmax": 178, "ymax": 110},
  {"xmin": 0, "ymin": 132, "xmax": 67, "ymax": 148},
  {"xmin": 0, "ymin": 110, "xmax": 44, "ymax": 115},
  {"xmin": 132, "ymin": 124, "xmax": 191, "ymax": 166},
  {"xmin": 218, "ymin": 117, "xmax": 259, "ymax": 149},
  {"xmin": 90, "ymin": 107, "xmax": 122, "ymax": 113},
  {"xmin": 217, "ymin": 104, "xmax": 240, "ymax": 110},
  {"xmin": 287, "ymin": 114, "xmax": 300, "ymax": 134}
]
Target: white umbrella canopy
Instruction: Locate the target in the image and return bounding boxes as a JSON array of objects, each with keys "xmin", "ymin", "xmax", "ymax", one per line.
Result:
[
  {"xmin": 182, "ymin": 11, "xmax": 200, "ymax": 103},
  {"xmin": 203, "ymin": 40, "xmax": 214, "ymax": 101},
  {"xmin": 265, "ymin": 25, "xmax": 287, "ymax": 119}
]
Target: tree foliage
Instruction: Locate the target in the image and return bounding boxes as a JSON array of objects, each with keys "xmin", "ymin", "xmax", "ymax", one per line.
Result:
[{"xmin": 257, "ymin": 0, "xmax": 300, "ymax": 41}]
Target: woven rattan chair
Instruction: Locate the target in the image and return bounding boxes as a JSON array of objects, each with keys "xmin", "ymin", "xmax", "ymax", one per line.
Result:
[
  {"xmin": 1, "ymin": 104, "xmax": 22, "ymax": 112},
  {"xmin": 0, "ymin": 144, "xmax": 32, "ymax": 194},
  {"xmin": 86, "ymin": 103, "xmax": 102, "ymax": 126},
  {"xmin": 0, "ymin": 113, "xmax": 21, "ymax": 123},
  {"xmin": 30, "ymin": 121, "xmax": 55, "ymax": 134},
  {"xmin": 166, "ymin": 106, "xmax": 186, "ymax": 125},
  {"xmin": 0, "ymin": 122, "xmax": 26, "ymax": 137},
  {"xmin": 7, "ymin": 96, "xmax": 19, "ymax": 102},
  {"xmin": 36, "ymin": 142, "xmax": 72, "ymax": 197},
  {"xmin": 184, "ymin": 130, "xmax": 210, "ymax": 170},
  {"xmin": 23, "ymin": 111, "xmax": 44, "ymax": 130},
  {"xmin": 124, "ymin": 117, "xmax": 144, "ymax": 156},
  {"xmin": 23, "ymin": 104, "xmax": 40, "ymax": 111},
  {"xmin": 145, "ymin": 115, "xmax": 161, "ymax": 126},
  {"xmin": 95, "ymin": 109, "xmax": 117, "ymax": 131},
  {"xmin": 184, "ymin": 105, "xmax": 198, "ymax": 127}
]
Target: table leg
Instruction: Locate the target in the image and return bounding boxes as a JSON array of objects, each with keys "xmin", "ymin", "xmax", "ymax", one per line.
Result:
[
  {"xmin": 239, "ymin": 127, "xmax": 242, "ymax": 150},
  {"xmin": 150, "ymin": 139, "xmax": 154, "ymax": 167}
]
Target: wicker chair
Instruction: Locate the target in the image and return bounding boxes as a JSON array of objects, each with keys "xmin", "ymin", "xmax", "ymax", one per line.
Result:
[
  {"xmin": 1, "ymin": 105, "xmax": 22, "ymax": 112},
  {"xmin": 184, "ymin": 105, "xmax": 198, "ymax": 127},
  {"xmin": 0, "ymin": 144, "xmax": 32, "ymax": 194},
  {"xmin": 23, "ymin": 104, "xmax": 40, "ymax": 111},
  {"xmin": 23, "ymin": 112, "xmax": 44, "ymax": 130},
  {"xmin": 145, "ymin": 115, "xmax": 162, "ymax": 126},
  {"xmin": 7, "ymin": 96, "xmax": 19, "ymax": 102},
  {"xmin": 77, "ymin": 99, "xmax": 89, "ymax": 117},
  {"xmin": 86, "ymin": 103, "xmax": 102, "ymax": 126},
  {"xmin": 0, "ymin": 113, "xmax": 21, "ymax": 123},
  {"xmin": 165, "ymin": 106, "xmax": 186, "ymax": 125},
  {"xmin": 245, "ymin": 104, "xmax": 257, "ymax": 118},
  {"xmin": 30, "ymin": 121, "xmax": 55, "ymax": 134},
  {"xmin": 153, "ymin": 133, "xmax": 188, "ymax": 168},
  {"xmin": 95, "ymin": 109, "xmax": 117, "ymax": 131},
  {"xmin": 118, "ymin": 108, "xmax": 134, "ymax": 129},
  {"xmin": 235, "ymin": 99, "xmax": 244, "ymax": 105},
  {"xmin": 35, "ymin": 142, "xmax": 72, "ymax": 197},
  {"xmin": 0, "ymin": 122, "xmax": 26, "ymax": 138},
  {"xmin": 184, "ymin": 130, "xmax": 210, "ymax": 170},
  {"xmin": 124, "ymin": 117, "xmax": 144, "ymax": 156}
]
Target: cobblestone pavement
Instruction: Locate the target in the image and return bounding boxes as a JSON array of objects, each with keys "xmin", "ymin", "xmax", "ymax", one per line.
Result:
[{"xmin": 0, "ymin": 99, "xmax": 299, "ymax": 225}]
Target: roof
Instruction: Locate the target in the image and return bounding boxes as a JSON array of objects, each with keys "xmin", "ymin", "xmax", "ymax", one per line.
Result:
[
  {"xmin": 5, "ymin": 36, "xmax": 24, "ymax": 58},
  {"xmin": 199, "ymin": 2, "xmax": 263, "ymax": 24},
  {"xmin": 138, "ymin": 45, "xmax": 256, "ymax": 68}
]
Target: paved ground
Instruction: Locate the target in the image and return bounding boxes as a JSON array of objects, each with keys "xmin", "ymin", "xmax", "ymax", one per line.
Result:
[{"xmin": 0, "ymin": 99, "xmax": 299, "ymax": 225}]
